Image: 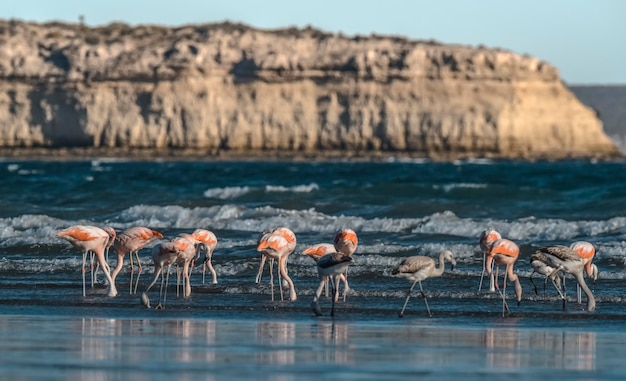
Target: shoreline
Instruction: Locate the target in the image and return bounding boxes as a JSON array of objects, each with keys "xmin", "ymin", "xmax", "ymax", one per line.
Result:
[{"xmin": 0, "ymin": 147, "xmax": 623, "ymax": 162}]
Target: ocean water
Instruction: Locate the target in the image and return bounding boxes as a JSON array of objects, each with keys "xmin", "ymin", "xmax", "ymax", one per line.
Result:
[{"xmin": 1, "ymin": 158, "xmax": 626, "ymax": 380}]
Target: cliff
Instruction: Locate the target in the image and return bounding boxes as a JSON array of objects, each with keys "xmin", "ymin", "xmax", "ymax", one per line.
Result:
[{"xmin": 0, "ymin": 19, "xmax": 620, "ymax": 160}]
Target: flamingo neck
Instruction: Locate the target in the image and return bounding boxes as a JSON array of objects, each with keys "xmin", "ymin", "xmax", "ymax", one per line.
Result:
[{"xmin": 433, "ymin": 253, "xmax": 448, "ymax": 277}]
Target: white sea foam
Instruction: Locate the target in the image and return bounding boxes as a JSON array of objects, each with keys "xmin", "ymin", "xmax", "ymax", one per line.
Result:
[
  {"xmin": 4, "ymin": 205, "xmax": 626, "ymax": 267},
  {"xmin": 204, "ymin": 186, "xmax": 252, "ymax": 199},
  {"xmin": 265, "ymin": 183, "xmax": 319, "ymax": 193},
  {"xmin": 7, "ymin": 164, "xmax": 19, "ymax": 172},
  {"xmin": 433, "ymin": 183, "xmax": 488, "ymax": 193},
  {"xmin": 17, "ymin": 169, "xmax": 44, "ymax": 175}
]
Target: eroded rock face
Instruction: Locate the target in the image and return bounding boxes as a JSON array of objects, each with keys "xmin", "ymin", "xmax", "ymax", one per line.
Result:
[{"xmin": 0, "ymin": 20, "xmax": 619, "ymax": 159}]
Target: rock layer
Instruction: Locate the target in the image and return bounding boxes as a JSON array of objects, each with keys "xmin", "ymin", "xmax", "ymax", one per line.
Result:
[{"xmin": 0, "ymin": 20, "xmax": 619, "ymax": 159}]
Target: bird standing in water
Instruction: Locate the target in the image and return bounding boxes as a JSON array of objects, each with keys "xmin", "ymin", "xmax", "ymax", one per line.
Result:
[
  {"xmin": 479, "ymin": 228, "xmax": 501, "ymax": 292},
  {"xmin": 333, "ymin": 228, "xmax": 358, "ymax": 301},
  {"xmin": 111, "ymin": 226, "xmax": 163, "ymax": 294},
  {"xmin": 255, "ymin": 227, "xmax": 296, "ymax": 291},
  {"xmin": 529, "ymin": 251, "xmax": 564, "ymax": 299},
  {"xmin": 56, "ymin": 225, "xmax": 118, "ymax": 297},
  {"xmin": 257, "ymin": 232, "xmax": 297, "ymax": 302},
  {"xmin": 190, "ymin": 229, "xmax": 218, "ymax": 284},
  {"xmin": 485, "ymin": 238, "xmax": 522, "ymax": 316},
  {"xmin": 569, "ymin": 241, "xmax": 598, "ymax": 304},
  {"xmin": 538, "ymin": 245, "xmax": 596, "ymax": 312},
  {"xmin": 311, "ymin": 251, "xmax": 353, "ymax": 317},
  {"xmin": 392, "ymin": 250, "xmax": 456, "ymax": 317},
  {"xmin": 302, "ymin": 243, "xmax": 349, "ymax": 301}
]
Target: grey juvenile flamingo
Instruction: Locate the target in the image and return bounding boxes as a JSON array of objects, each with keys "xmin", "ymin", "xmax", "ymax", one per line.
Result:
[{"xmin": 392, "ymin": 250, "xmax": 456, "ymax": 317}]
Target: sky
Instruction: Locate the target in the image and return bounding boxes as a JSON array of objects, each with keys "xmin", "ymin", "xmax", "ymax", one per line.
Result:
[{"xmin": 4, "ymin": 0, "xmax": 625, "ymax": 84}]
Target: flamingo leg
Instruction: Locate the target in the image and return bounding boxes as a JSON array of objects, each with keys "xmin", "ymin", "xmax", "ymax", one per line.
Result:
[
  {"xmin": 278, "ymin": 260, "xmax": 284, "ymax": 302},
  {"xmin": 176, "ymin": 264, "xmax": 182, "ymax": 297},
  {"xmin": 324, "ymin": 277, "xmax": 330, "ymax": 298},
  {"xmin": 161, "ymin": 265, "xmax": 172, "ymax": 309},
  {"xmin": 550, "ymin": 276, "xmax": 567, "ymax": 310},
  {"xmin": 342, "ymin": 267, "xmax": 349, "ymax": 302},
  {"xmin": 418, "ymin": 280, "xmax": 432, "ymax": 318},
  {"xmin": 342, "ymin": 269, "xmax": 350, "ymax": 302},
  {"xmin": 399, "ymin": 279, "xmax": 418, "ymax": 318},
  {"xmin": 157, "ymin": 267, "xmax": 166, "ymax": 309},
  {"xmin": 82, "ymin": 251, "xmax": 88, "ymax": 297},
  {"xmin": 256, "ymin": 255, "xmax": 267, "ymax": 284},
  {"xmin": 93, "ymin": 252, "xmax": 116, "ymax": 297},
  {"xmin": 278, "ymin": 256, "xmax": 296, "ymax": 301},
  {"xmin": 311, "ymin": 277, "xmax": 326, "ymax": 316},
  {"xmin": 90, "ymin": 251, "xmax": 96, "ymax": 288},
  {"xmin": 478, "ymin": 253, "xmax": 486, "ymax": 292},
  {"xmin": 206, "ymin": 258, "xmax": 218, "ymax": 284},
  {"xmin": 330, "ymin": 275, "xmax": 338, "ymax": 317},
  {"xmin": 489, "ymin": 260, "xmax": 496, "ymax": 292},
  {"xmin": 141, "ymin": 266, "xmax": 162, "ymax": 309},
  {"xmin": 499, "ymin": 267, "xmax": 510, "ymax": 317},
  {"xmin": 269, "ymin": 258, "xmax": 275, "ymax": 301},
  {"xmin": 329, "ymin": 276, "xmax": 338, "ymax": 302},
  {"xmin": 529, "ymin": 271, "xmax": 540, "ymax": 295},
  {"xmin": 183, "ymin": 260, "xmax": 192, "ymax": 298},
  {"xmin": 134, "ymin": 251, "xmax": 142, "ymax": 295},
  {"xmin": 129, "ymin": 252, "xmax": 135, "ymax": 295}
]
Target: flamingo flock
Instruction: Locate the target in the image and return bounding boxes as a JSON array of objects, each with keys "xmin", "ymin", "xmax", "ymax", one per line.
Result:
[{"xmin": 55, "ymin": 224, "xmax": 601, "ymax": 317}]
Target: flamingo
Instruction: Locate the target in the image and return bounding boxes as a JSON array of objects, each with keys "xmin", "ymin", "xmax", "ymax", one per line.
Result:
[
  {"xmin": 302, "ymin": 243, "xmax": 349, "ymax": 301},
  {"xmin": 311, "ymin": 251, "xmax": 353, "ymax": 317},
  {"xmin": 141, "ymin": 235, "xmax": 206, "ymax": 309},
  {"xmin": 333, "ymin": 228, "xmax": 358, "ymax": 301},
  {"xmin": 256, "ymin": 232, "xmax": 297, "ymax": 302},
  {"xmin": 172, "ymin": 234, "xmax": 207, "ymax": 298},
  {"xmin": 392, "ymin": 250, "xmax": 456, "ymax": 317},
  {"xmin": 56, "ymin": 225, "xmax": 118, "ymax": 297},
  {"xmin": 479, "ymin": 228, "xmax": 501, "ymax": 292},
  {"xmin": 190, "ymin": 229, "xmax": 218, "ymax": 284},
  {"xmin": 529, "ymin": 251, "xmax": 564, "ymax": 300},
  {"xmin": 569, "ymin": 241, "xmax": 599, "ymax": 303},
  {"xmin": 141, "ymin": 241, "xmax": 181, "ymax": 309},
  {"xmin": 256, "ymin": 227, "xmax": 296, "ymax": 285},
  {"xmin": 485, "ymin": 238, "xmax": 522, "ymax": 316},
  {"xmin": 539, "ymin": 245, "xmax": 596, "ymax": 312},
  {"xmin": 91, "ymin": 226, "xmax": 116, "ymax": 286},
  {"xmin": 111, "ymin": 227, "xmax": 163, "ymax": 295}
]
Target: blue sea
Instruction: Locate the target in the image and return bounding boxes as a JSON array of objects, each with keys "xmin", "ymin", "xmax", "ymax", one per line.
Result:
[{"xmin": 2, "ymin": 158, "xmax": 626, "ymax": 380}]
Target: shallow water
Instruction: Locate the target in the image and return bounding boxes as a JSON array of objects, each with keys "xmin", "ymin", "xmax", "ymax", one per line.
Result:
[
  {"xmin": 0, "ymin": 314, "xmax": 624, "ymax": 380},
  {"xmin": 2, "ymin": 158, "xmax": 626, "ymax": 379}
]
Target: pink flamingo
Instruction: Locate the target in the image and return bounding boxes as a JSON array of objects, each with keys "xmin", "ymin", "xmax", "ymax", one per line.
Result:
[
  {"xmin": 190, "ymin": 229, "xmax": 218, "ymax": 284},
  {"xmin": 56, "ymin": 225, "xmax": 118, "ymax": 297},
  {"xmin": 479, "ymin": 228, "xmax": 501, "ymax": 292},
  {"xmin": 392, "ymin": 250, "xmax": 456, "ymax": 317},
  {"xmin": 257, "ymin": 232, "xmax": 297, "ymax": 302},
  {"xmin": 485, "ymin": 238, "xmax": 522, "ymax": 316},
  {"xmin": 91, "ymin": 226, "xmax": 116, "ymax": 287},
  {"xmin": 333, "ymin": 228, "xmax": 358, "ymax": 301},
  {"xmin": 256, "ymin": 227, "xmax": 296, "ymax": 285},
  {"xmin": 172, "ymin": 234, "xmax": 203, "ymax": 299},
  {"xmin": 111, "ymin": 227, "xmax": 163, "ymax": 294},
  {"xmin": 141, "ymin": 235, "xmax": 207, "ymax": 309},
  {"xmin": 569, "ymin": 241, "xmax": 599, "ymax": 303}
]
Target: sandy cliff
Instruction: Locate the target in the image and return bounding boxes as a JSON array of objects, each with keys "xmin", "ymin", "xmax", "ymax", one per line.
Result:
[{"xmin": 0, "ymin": 20, "xmax": 619, "ymax": 159}]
